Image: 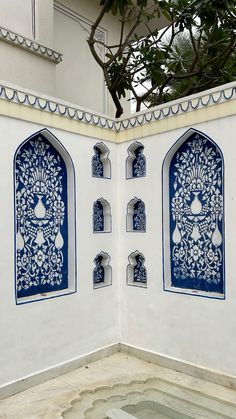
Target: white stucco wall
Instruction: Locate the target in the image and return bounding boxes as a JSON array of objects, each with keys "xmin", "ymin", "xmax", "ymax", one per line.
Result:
[
  {"xmin": 0, "ymin": 43, "xmax": 56, "ymax": 95},
  {"xmin": 53, "ymin": 3, "xmax": 107, "ymax": 114},
  {"xmin": 35, "ymin": 0, "xmax": 54, "ymax": 47},
  {"xmin": 0, "ymin": 0, "xmax": 56, "ymax": 96},
  {"xmin": 0, "ymin": 0, "xmax": 132, "ymax": 115},
  {"xmin": 0, "ymin": 77, "xmax": 236, "ymax": 391},
  {"xmin": 0, "ymin": 0, "xmax": 235, "ymax": 396},
  {"xmin": 119, "ymin": 115, "xmax": 236, "ymax": 376},
  {"xmin": 0, "ymin": 0, "xmax": 54, "ymax": 45},
  {"xmin": 0, "ymin": 117, "xmax": 119, "ymax": 386},
  {"xmin": 0, "ymin": 0, "xmax": 33, "ymax": 38},
  {"xmin": 53, "ymin": 0, "xmax": 131, "ymax": 116}
]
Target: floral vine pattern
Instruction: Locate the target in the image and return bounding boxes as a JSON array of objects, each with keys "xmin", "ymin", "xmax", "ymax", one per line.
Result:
[
  {"xmin": 93, "ymin": 255, "xmax": 105, "ymax": 284},
  {"xmin": 133, "ymin": 200, "xmax": 146, "ymax": 231},
  {"xmin": 93, "ymin": 200, "xmax": 104, "ymax": 232},
  {"xmin": 15, "ymin": 135, "xmax": 68, "ymax": 298},
  {"xmin": 92, "ymin": 146, "xmax": 103, "ymax": 177},
  {"xmin": 169, "ymin": 132, "xmax": 224, "ymax": 293},
  {"xmin": 134, "ymin": 254, "xmax": 147, "ymax": 283},
  {"xmin": 132, "ymin": 146, "xmax": 146, "ymax": 177}
]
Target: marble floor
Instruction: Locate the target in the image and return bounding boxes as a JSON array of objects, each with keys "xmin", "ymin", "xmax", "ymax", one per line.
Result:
[{"xmin": 0, "ymin": 352, "xmax": 236, "ymax": 419}]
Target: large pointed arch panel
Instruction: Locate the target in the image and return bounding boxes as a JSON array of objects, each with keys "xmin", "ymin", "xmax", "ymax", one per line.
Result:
[
  {"xmin": 14, "ymin": 129, "xmax": 76, "ymax": 304},
  {"xmin": 162, "ymin": 128, "xmax": 225, "ymax": 299}
]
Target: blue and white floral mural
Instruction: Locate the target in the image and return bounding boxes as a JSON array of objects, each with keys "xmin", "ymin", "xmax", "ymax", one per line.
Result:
[
  {"xmin": 92, "ymin": 146, "xmax": 103, "ymax": 178},
  {"xmin": 15, "ymin": 134, "xmax": 68, "ymax": 299},
  {"xmin": 93, "ymin": 255, "xmax": 105, "ymax": 284},
  {"xmin": 132, "ymin": 145, "xmax": 146, "ymax": 178},
  {"xmin": 169, "ymin": 131, "xmax": 224, "ymax": 294},
  {"xmin": 133, "ymin": 200, "xmax": 146, "ymax": 231},
  {"xmin": 93, "ymin": 200, "xmax": 104, "ymax": 232},
  {"xmin": 134, "ymin": 254, "xmax": 147, "ymax": 284}
]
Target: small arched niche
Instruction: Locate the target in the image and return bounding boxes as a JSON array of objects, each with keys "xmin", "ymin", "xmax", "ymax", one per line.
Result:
[
  {"xmin": 14, "ymin": 128, "xmax": 76, "ymax": 304},
  {"xmin": 162, "ymin": 128, "xmax": 225, "ymax": 299},
  {"xmin": 126, "ymin": 141, "xmax": 146, "ymax": 179},
  {"xmin": 93, "ymin": 198, "xmax": 112, "ymax": 233},
  {"xmin": 126, "ymin": 198, "xmax": 146, "ymax": 232},
  {"xmin": 127, "ymin": 251, "xmax": 147, "ymax": 287},
  {"xmin": 93, "ymin": 252, "xmax": 112, "ymax": 289},
  {"xmin": 92, "ymin": 142, "xmax": 111, "ymax": 179}
]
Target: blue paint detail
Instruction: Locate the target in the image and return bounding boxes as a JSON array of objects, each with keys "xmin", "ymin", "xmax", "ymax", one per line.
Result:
[
  {"xmin": 93, "ymin": 255, "xmax": 105, "ymax": 284},
  {"xmin": 15, "ymin": 289, "xmax": 77, "ymax": 305},
  {"xmin": 92, "ymin": 146, "xmax": 103, "ymax": 177},
  {"xmin": 134, "ymin": 254, "xmax": 147, "ymax": 283},
  {"xmin": 164, "ymin": 288, "xmax": 225, "ymax": 300},
  {"xmin": 133, "ymin": 200, "xmax": 146, "ymax": 231},
  {"xmin": 169, "ymin": 131, "xmax": 224, "ymax": 294},
  {"xmin": 93, "ymin": 200, "xmax": 104, "ymax": 232},
  {"xmin": 15, "ymin": 133, "xmax": 69, "ymax": 298},
  {"xmin": 132, "ymin": 146, "xmax": 146, "ymax": 177},
  {"xmin": 1, "ymin": 85, "xmax": 236, "ymax": 133}
]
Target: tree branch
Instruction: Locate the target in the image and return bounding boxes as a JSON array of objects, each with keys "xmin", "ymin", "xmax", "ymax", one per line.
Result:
[{"xmin": 87, "ymin": 1, "xmax": 110, "ymax": 68}]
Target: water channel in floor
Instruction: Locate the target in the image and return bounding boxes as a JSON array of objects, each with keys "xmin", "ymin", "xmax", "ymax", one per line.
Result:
[{"xmin": 62, "ymin": 376, "xmax": 236, "ymax": 419}]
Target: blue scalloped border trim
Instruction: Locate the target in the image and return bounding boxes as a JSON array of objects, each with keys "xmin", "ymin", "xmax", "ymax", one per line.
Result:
[
  {"xmin": 0, "ymin": 82, "xmax": 235, "ymax": 132},
  {"xmin": 0, "ymin": 26, "xmax": 62, "ymax": 63}
]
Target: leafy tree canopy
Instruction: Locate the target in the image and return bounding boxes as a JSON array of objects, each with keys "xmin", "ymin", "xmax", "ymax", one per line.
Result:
[{"xmin": 88, "ymin": 0, "xmax": 236, "ymax": 117}]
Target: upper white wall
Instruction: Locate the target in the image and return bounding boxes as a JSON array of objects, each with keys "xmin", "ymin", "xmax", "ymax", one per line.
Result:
[
  {"xmin": 0, "ymin": 0, "xmax": 132, "ymax": 115},
  {"xmin": 0, "ymin": 0, "xmax": 54, "ymax": 46},
  {"xmin": 0, "ymin": 42, "xmax": 56, "ymax": 95},
  {"xmin": 0, "ymin": 0, "xmax": 56, "ymax": 95},
  {"xmin": 35, "ymin": 0, "xmax": 54, "ymax": 47},
  {"xmin": 0, "ymin": 0, "xmax": 33, "ymax": 38},
  {"xmin": 54, "ymin": 2, "xmax": 107, "ymax": 114},
  {"xmin": 54, "ymin": 0, "xmax": 131, "ymax": 116}
]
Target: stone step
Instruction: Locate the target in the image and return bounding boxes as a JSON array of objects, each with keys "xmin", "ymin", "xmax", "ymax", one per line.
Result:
[
  {"xmin": 144, "ymin": 379, "xmax": 236, "ymax": 417},
  {"xmin": 62, "ymin": 376, "xmax": 236, "ymax": 419},
  {"xmin": 106, "ymin": 407, "xmax": 169, "ymax": 419},
  {"xmin": 122, "ymin": 391, "xmax": 233, "ymax": 419},
  {"xmin": 106, "ymin": 408, "xmax": 138, "ymax": 419},
  {"xmin": 83, "ymin": 388, "xmax": 233, "ymax": 419}
]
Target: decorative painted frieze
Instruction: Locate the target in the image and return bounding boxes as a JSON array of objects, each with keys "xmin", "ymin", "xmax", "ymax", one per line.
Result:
[
  {"xmin": 168, "ymin": 131, "xmax": 224, "ymax": 295},
  {"xmin": 15, "ymin": 134, "xmax": 68, "ymax": 298}
]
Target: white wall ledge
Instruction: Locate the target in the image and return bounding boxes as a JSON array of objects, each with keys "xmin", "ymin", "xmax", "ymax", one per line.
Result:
[
  {"xmin": 0, "ymin": 80, "xmax": 236, "ymax": 136},
  {"xmin": 0, "ymin": 26, "xmax": 62, "ymax": 63}
]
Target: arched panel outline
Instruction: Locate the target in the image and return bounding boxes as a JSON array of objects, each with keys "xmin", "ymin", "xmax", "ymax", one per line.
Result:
[
  {"xmin": 92, "ymin": 141, "xmax": 111, "ymax": 179},
  {"xmin": 126, "ymin": 197, "xmax": 146, "ymax": 232},
  {"xmin": 14, "ymin": 128, "xmax": 77, "ymax": 304},
  {"xmin": 162, "ymin": 128, "xmax": 225, "ymax": 299},
  {"xmin": 126, "ymin": 141, "xmax": 146, "ymax": 179},
  {"xmin": 93, "ymin": 251, "xmax": 112, "ymax": 289},
  {"xmin": 127, "ymin": 250, "xmax": 147, "ymax": 288},
  {"xmin": 93, "ymin": 198, "xmax": 112, "ymax": 233}
]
